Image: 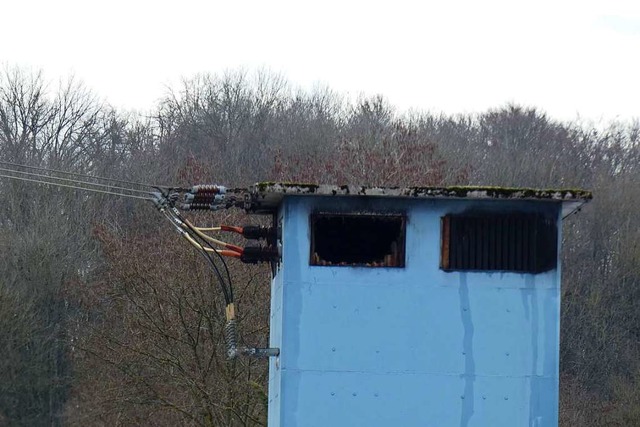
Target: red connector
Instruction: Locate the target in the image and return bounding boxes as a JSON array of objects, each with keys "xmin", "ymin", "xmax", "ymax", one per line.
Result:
[
  {"xmin": 220, "ymin": 225, "xmax": 244, "ymax": 234},
  {"xmin": 218, "ymin": 250, "xmax": 242, "ymax": 259},
  {"xmin": 224, "ymin": 243, "xmax": 244, "ymax": 254}
]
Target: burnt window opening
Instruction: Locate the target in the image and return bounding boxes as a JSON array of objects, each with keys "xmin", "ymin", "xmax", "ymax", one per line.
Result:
[
  {"xmin": 310, "ymin": 214, "xmax": 405, "ymax": 267},
  {"xmin": 441, "ymin": 213, "xmax": 557, "ymax": 273}
]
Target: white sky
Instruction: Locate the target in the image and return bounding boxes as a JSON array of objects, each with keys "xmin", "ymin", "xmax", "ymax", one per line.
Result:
[{"xmin": 1, "ymin": 0, "xmax": 639, "ymax": 123}]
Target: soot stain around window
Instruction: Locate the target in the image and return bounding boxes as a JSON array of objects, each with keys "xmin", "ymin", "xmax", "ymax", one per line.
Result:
[
  {"xmin": 441, "ymin": 213, "xmax": 557, "ymax": 273},
  {"xmin": 310, "ymin": 214, "xmax": 405, "ymax": 267}
]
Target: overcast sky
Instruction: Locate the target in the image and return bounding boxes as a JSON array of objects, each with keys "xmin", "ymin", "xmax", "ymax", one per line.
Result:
[{"xmin": 2, "ymin": 0, "xmax": 639, "ymax": 123}]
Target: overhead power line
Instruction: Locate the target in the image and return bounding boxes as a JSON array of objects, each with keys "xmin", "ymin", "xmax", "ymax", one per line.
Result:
[
  {"xmin": 0, "ymin": 160, "xmax": 170, "ymax": 189},
  {"xmin": 0, "ymin": 166, "xmax": 152, "ymax": 196},
  {"xmin": 0, "ymin": 173, "xmax": 154, "ymax": 201}
]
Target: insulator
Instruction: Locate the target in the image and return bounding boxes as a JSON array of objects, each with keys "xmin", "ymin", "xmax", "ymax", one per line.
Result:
[
  {"xmin": 240, "ymin": 246, "xmax": 280, "ymax": 264},
  {"xmin": 241, "ymin": 225, "xmax": 275, "ymax": 240},
  {"xmin": 224, "ymin": 319, "xmax": 238, "ymax": 359},
  {"xmin": 190, "ymin": 184, "xmax": 226, "ymax": 194},
  {"xmin": 182, "ymin": 187, "xmax": 228, "ymax": 210}
]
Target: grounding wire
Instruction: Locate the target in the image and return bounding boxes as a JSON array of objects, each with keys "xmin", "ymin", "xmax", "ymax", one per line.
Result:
[
  {"xmin": 0, "ymin": 173, "xmax": 154, "ymax": 201},
  {"xmin": 0, "ymin": 166, "xmax": 153, "ymax": 196},
  {"xmin": 0, "ymin": 160, "xmax": 171, "ymax": 190}
]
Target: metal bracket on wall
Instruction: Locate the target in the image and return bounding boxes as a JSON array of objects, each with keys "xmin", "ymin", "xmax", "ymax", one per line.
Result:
[{"xmin": 241, "ymin": 347, "xmax": 281, "ymax": 358}]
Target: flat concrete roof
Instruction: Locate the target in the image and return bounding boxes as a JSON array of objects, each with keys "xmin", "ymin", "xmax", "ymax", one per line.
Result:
[{"xmin": 245, "ymin": 182, "xmax": 592, "ymax": 217}]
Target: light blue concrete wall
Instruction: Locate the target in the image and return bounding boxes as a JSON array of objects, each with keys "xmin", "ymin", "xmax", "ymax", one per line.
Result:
[
  {"xmin": 268, "ymin": 196, "xmax": 562, "ymax": 427},
  {"xmin": 267, "ymin": 253, "xmax": 284, "ymax": 427}
]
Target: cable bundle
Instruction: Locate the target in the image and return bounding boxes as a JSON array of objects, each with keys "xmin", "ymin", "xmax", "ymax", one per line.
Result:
[{"xmin": 0, "ymin": 160, "xmax": 279, "ymax": 360}]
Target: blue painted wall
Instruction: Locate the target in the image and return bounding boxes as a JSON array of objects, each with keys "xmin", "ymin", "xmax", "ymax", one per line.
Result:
[{"xmin": 268, "ymin": 196, "xmax": 562, "ymax": 427}]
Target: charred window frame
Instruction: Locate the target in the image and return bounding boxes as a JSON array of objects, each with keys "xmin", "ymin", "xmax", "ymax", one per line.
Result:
[
  {"xmin": 310, "ymin": 213, "xmax": 406, "ymax": 267},
  {"xmin": 441, "ymin": 213, "xmax": 557, "ymax": 273}
]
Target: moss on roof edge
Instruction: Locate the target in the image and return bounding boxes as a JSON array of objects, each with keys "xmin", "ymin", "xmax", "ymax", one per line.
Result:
[{"xmin": 253, "ymin": 182, "xmax": 592, "ymax": 201}]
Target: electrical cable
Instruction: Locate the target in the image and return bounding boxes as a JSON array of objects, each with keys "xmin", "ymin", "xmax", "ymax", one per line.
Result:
[
  {"xmin": 1, "ymin": 163, "xmax": 271, "ymax": 359},
  {"xmin": 162, "ymin": 209, "xmax": 231, "ymax": 304},
  {"xmin": 2, "ymin": 164, "xmax": 244, "ymax": 345},
  {"xmin": 220, "ymin": 225, "xmax": 244, "ymax": 234},
  {"xmin": 193, "ymin": 224, "xmax": 274, "ymax": 241},
  {"xmin": 194, "ymin": 226, "xmax": 222, "ymax": 232},
  {"xmin": 182, "ymin": 232, "xmax": 241, "ymax": 258},
  {"xmin": 177, "ymin": 214, "xmax": 240, "ymax": 361},
  {"xmin": 163, "ymin": 208, "xmax": 234, "ymax": 304},
  {"xmin": 0, "ymin": 166, "xmax": 153, "ymax": 196},
  {"xmin": 184, "ymin": 219, "xmax": 243, "ymax": 253},
  {"xmin": 193, "ymin": 226, "xmax": 242, "ymax": 234},
  {"xmin": 0, "ymin": 160, "xmax": 170, "ymax": 189},
  {"xmin": 0, "ymin": 173, "xmax": 154, "ymax": 201},
  {"xmin": 1, "ymin": 165, "xmax": 259, "ymax": 358},
  {"xmin": 2, "ymin": 164, "xmax": 239, "ymax": 307},
  {"xmin": 180, "ymin": 215, "xmax": 235, "ymax": 302}
]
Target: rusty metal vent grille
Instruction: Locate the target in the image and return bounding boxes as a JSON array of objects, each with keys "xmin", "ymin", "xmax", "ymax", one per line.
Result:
[
  {"xmin": 310, "ymin": 213, "xmax": 405, "ymax": 267},
  {"xmin": 441, "ymin": 213, "xmax": 557, "ymax": 273}
]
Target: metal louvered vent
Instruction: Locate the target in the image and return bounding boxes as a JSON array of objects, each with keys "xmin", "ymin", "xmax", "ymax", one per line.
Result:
[{"xmin": 440, "ymin": 213, "xmax": 557, "ymax": 273}]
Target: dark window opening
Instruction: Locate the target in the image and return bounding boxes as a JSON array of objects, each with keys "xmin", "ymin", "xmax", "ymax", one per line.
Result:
[
  {"xmin": 310, "ymin": 213, "xmax": 405, "ymax": 267},
  {"xmin": 441, "ymin": 213, "xmax": 557, "ymax": 273}
]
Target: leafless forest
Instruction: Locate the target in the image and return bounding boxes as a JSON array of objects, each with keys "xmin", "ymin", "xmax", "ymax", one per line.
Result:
[{"xmin": 0, "ymin": 67, "xmax": 638, "ymax": 426}]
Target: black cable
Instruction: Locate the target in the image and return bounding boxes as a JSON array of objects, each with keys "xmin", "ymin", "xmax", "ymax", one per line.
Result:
[
  {"xmin": 164, "ymin": 209, "xmax": 233, "ymax": 305},
  {"xmin": 163, "ymin": 210, "xmax": 230, "ymax": 304},
  {"xmin": 180, "ymin": 214, "xmax": 235, "ymax": 302},
  {"xmin": 158, "ymin": 187, "xmax": 235, "ymax": 303},
  {"xmin": 196, "ymin": 242, "xmax": 232, "ymax": 305}
]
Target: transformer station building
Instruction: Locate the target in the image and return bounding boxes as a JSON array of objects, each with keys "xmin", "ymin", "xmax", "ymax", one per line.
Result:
[{"xmin": 246, "ymin": 183, "xmax": 591, "ymax": 427}]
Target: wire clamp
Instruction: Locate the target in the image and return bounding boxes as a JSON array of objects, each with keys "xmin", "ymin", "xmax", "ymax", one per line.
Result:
[{"xmin": 151, "ymin": 192, "xmax": 169, "ymax": 211}]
